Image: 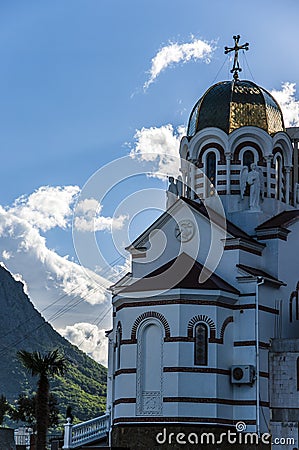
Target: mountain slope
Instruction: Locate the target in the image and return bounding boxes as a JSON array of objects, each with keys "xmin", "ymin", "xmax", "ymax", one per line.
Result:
[{"xmin": 0, "ymin": 264, "xmax": 107, "ymax": 421}]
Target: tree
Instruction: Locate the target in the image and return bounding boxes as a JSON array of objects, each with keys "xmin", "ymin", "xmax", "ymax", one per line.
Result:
[
  {"xmin": 17, "ymin": 349, "xmax": 67, "ymax": 450},
  {"xmin": 0, "ymin": 394, "xmax": 11, "ymax": 425},
  {"xmin": 11, "ymin": 393, "xmax": 59, "ymax": 429}
]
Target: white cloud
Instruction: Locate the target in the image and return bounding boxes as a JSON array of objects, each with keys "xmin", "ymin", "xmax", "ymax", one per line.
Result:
[
  {"xmin": 0, "ymin": 184, "xmax": 121, "ymax": 315},
  {"xmin": 2, "ymin": 250, "xmax": 11, "ymax": 260},
  {"xmin": 59, "ymin": 322, "xmax": 108, "ymax": 366},
  {"xmin": 129, "ymin": 124, "xmax": 186, "ymax": 177},
  {"xmin": 144, "ymin": 37, "xmax": 215, "ymax": 90},
  {"xmin": 74, "ymin": 198, "xmax": 127, "ymax": 232},
  {"xmin": 10, "ymin": 185, "xmax": 80, "ymax": 232},
  {"xmin": 271, "ymin": 82, "xmax": 299, "ymax": 127},
  {"xmin": 0, "ymin": 204, "xmax": 110, "ymax": 305}
]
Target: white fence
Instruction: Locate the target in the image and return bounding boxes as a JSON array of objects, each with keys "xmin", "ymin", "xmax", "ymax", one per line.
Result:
[{"xmin": 62, "ymin": 413, "xmax": 109, "ymax": 449}]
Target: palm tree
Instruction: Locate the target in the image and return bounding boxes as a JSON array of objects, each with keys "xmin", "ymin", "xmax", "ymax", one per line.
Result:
[{"xmin": 17, "ymin": 348, "xmax": 67, "ymax": 450}]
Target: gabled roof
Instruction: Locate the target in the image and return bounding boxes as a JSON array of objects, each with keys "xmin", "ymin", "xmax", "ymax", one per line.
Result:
[
  {"xmin": 182, "ymin": 198, "xmax": 261, "ymax": 245},
  {"xmin": 126, "ymin": 197, "xmax": 261, "ymax": 252},
  {"xmin": 119, "ymin": 252, "xmax": 240, "ymax": 294},
  {"xmin": 236, "ymin": 264, "xmax": 286, "ymax": 286},
  {"xmin": 256, "ymin": 210, "xmax": 299, "ymax": 230}
]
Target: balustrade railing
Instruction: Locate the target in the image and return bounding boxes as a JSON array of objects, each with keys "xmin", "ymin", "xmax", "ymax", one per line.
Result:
[{"xmin": 63, "ymin": 413, "xmax": 109, "ymax": 449}]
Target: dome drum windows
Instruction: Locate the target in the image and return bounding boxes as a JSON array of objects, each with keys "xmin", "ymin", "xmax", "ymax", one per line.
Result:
[
  {"xmin": 206, "ymin": 152, "xmax": 217, "ymax": 197},
  {"xmin": 243, "ymin": 149, "xmax": 255, "ymax": 169}
]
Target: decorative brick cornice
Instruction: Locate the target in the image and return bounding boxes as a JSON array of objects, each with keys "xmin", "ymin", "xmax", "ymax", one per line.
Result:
[
  {"xmin": 114, "ymin": 397, "xmax": 136, "ymax": 406},
  {"xmin": 164, "ymin": 367, "xmax": 230, "ymax": 375},
  {"xmin": 116, "ymin": 299, "xmax": 279, "ymax": 314},
  {"xmin": 163, "ymin": 397, "xmax": 269, "ymax": 407},
  {"xmin": 131, "ymin": 311, "xmax": 171, "ymax": 340},
  {"xmin": 163, "ymin": 366, "xmax": 269, "ymax": 378},
  {"xmin": 197, "ymin": 143, "xmax": 225, "ymax": 165},
  {"xmin": 115, "ymin": 368, "xmax": 137, "ymax": 377},
  {"xmin": 256, "ymin": 227, "xmax": 289, "ymax": 241},
  {"xmin": 224, "ymin": 237, "xmax": 264, "ymax": 256},
  {"xmin": 220, "ymin": 316, "xmax": 233, "ymax": 341},
  {"xmin": 233, "ymin": 141, "xmax": 263, "ymax": 164},
  {"xmin": 187, "ymin": 315, "xmax": 216, "ymax": 338},
  {"xmin": 234, "ymin": 340, "xmax": 270, "ymax": 349}
]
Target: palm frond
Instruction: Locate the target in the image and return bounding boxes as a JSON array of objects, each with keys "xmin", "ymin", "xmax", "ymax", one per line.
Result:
[{"xmin": 17, "ymin": 348, "xmax": 68, "ymax": 378}]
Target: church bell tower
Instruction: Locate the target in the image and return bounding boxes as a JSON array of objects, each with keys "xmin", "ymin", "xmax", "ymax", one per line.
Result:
[{"xmin": 106, "ymin": 36, "xmax": 299, "ymax": 449}]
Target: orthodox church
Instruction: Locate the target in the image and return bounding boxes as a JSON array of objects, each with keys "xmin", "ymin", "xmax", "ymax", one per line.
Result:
[
  {"xmin": 62, "ymin": 37, "xmax": 299, "ymax": 450},
  {"xmin": 104, "ymin": 37, "xmax": 299, "ymax": 450}
]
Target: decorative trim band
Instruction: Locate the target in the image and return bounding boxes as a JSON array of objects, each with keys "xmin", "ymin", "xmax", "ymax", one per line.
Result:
[
  {"xmin": 116, "ymin": 299, "xmax": 279, "ymax": 315},
  {"xmin": 114, "ymin": 398, "xmax": 136, "ymax": 406},
  {"xmin": 234, "ymin": 340, "xmax": 270, "ymax": 349},
  {"xmin": 113, "ymin": 367, "xmax": 269, "ymax": 379},
  {"xmin": 163, "ymin": 367, "xmax": 269, "ymax": 378},
  {"xmin": 113, "ymin": 417, "xmax": 256, "ymax": 426},
  {"xmin": 115, "ymin": 368, "xmax": 137, "ymax": 376},
  {"xmin": 163, "ymin": 397, "xmax": 269, "ymax": 407},
  {"xmin": 164, "ymin": 367, "xmax": 230, "ymax": 375}
]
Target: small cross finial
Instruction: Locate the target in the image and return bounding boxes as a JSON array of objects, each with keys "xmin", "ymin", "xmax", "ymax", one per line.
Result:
[{"xmin": 224, "ymin": 35, "xmax": 249, "ymax": 81}]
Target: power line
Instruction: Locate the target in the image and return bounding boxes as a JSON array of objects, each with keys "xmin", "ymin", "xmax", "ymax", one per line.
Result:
[
  {"xmin": 0, "ymin": 285, "xmax": 81, "ymax": 341},
  {"xmin": 243, "ymin": 50, "xmax": 256, "ymax": 83},
  {"xmin": 0, "ymin": 250, "xmax": 129, "ymax": 356},
  {"xmin": 211, "ymin": 55, "xmax": 228, "ymax": 85},
  {"xmin": 75, "ymin": 304, "xmax": 113, "ymax": 350},
  {"xmin": 0, "ymin": 285, "xmax": 105, "ymax": 356},
  {"xmin": 0, "ymin": 253, "xmax": 125, "ymax": 342}
]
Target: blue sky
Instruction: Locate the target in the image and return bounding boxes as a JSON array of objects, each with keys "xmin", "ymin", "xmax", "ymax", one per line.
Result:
[{"xmin": 0, "ymin": 0, "xmax": 299, "ymax": 364}]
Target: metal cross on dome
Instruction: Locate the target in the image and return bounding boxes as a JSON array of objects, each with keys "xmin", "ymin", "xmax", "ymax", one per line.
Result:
[{"xmin": 224, "ymin": 35, "xmax": 249, "ymax": 81}]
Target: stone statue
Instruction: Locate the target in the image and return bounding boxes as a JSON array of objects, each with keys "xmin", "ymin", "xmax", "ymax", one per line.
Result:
[
  {"xmin": 177, "ymin": 175, "xmax": 183, "ymax": 197},
  {"xmin": 240, "ymin": 163, "xmax": 264, "ymax": 210},
  {"xmin": 166, "ymin": 176, "xmax": 179, "ymax": 209}
]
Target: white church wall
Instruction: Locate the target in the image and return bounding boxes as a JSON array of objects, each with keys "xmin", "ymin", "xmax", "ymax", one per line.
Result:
[
  {"xmin": 114, "ymin": 404, "xmax": 135, "ymax": 418},
  {"xmin": 276, "ymin": 222, "xmax": 299, "ymax": 338},
  {"xmin": 114, "ymin": 374, "xmax": 135, "ymax": 398}
]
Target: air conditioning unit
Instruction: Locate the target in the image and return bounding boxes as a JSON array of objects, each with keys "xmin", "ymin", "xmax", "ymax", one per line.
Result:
[{"xmin": 231, "ymin": 365, "xmax": 255, "ymax": 385}]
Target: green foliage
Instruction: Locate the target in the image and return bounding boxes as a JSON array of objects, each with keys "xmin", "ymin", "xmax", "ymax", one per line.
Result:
[
  {"xmin": 10, "ymin": 393, "xmax": 59, "ymax": 429},
  {"xmin": 0, "ymin": 394, "xmax": 11, "ymax": 425},
  {"xmin": 17, "ymin": 348, "xmax": 68, "ymax": 450},
  {"xmin": 0, "ymin": 265, "xmax": 108, "ymax": 426},
  {"xmin": 10, "ymin": 394, "xmax": 35, "ymax": 426},
  {"xmin": 14, "ymin": 346, "xmax": 107, "ymax": 424},
  {"xmin": 17, "ymin": 349, "xmax": 67, "ymax": 378}
]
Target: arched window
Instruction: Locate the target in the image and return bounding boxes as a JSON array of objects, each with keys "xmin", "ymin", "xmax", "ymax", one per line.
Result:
[
  {"xmin": 275, "ymin": 155, "xmax": 282, "ymax": 200},
  {"xmin": 206, "ymin": 152, "xmax": 216, "ymax": 197},
  {"xmin": 137, "ymin": 320, "xmax": 163, "ymax": 415},
  {"xmin": 243, "ymin": 150, "xmax": 254, "ymax": 169},
  {"xmin": 115, "ymin": 324, "xmax": 122, "ymax": 370},
  {"xmin": 194, "ymin": 323, "xmax": 208, "ymax": 366}
]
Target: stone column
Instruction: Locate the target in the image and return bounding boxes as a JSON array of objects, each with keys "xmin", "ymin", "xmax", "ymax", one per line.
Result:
[
  {"xmin": 265, "ymin": 155, "xmax": 273, "ymax": 198},
  {"xmin": 225, "ymin": 152, "xmax": 232, "ymax": 195},
  {"xmin": 285, "ymin": 166, "xmax": 291, "ymax": 205},
  {"xmin": 179, "ymin": 168, "xmax": 187, "ymax": 197},
  {"xmin": 190, "ymin": 159, "xmax": 197, "ymax": 199},
  {"xmin": 62, "ymin": 418, "xmax": 73, "ymax": 449}
]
